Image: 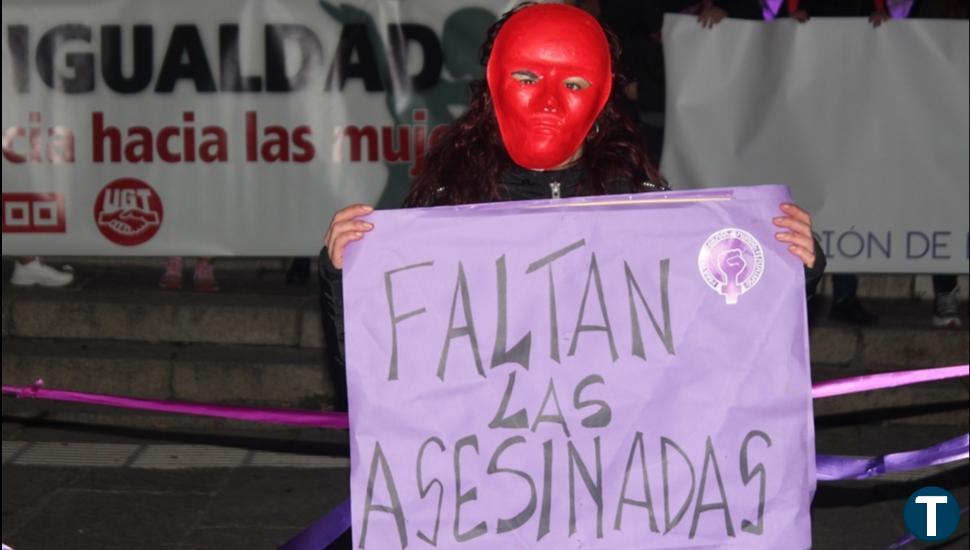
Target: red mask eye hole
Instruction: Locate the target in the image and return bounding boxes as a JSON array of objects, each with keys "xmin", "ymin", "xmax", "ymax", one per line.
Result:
[
  {"xmin": 564, "ymin": 77, "xmax": 591, "ymax": 91},
  {"xmin": 511, "ymin": 70, "xmax": 541, "ymax": 86}
]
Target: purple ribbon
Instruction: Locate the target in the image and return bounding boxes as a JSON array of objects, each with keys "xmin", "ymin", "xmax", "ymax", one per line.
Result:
[
  {"xmin": 817, "ymin": 433, "xmax": 969, "ymax": 481},
  {"xmin": 812, "ymin": 365, "xmax": 969, "ymax": 399},
  {"xmin": 2, "ymin": 379, "xmax": 348, "ymax": 430},
  {"xmin": 887, "ymin": 507, "xmax": 969, "ymax": 549},
  {"xmin": 6, "ymin": 367, "xmax": 967, "ymax": 550},
  {"xmin": 279, "ymin": 498, "xmax": 351, "ymax": 550},
  {"xmin": 281, "ymin": 435, "xmax": 969, "ymax": 549},
  {"xmin": 4, "ymin": 365, "xmax": 966, "ymax": 430},
  {"xmin": 7, "ymin": 366, "xmax": 968, "ymax": 550}
]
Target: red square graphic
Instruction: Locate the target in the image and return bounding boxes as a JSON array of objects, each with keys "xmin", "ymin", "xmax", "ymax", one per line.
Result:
[{"xmin": 2, "ymin": 193, "xmax": 67, "ymax": 233}]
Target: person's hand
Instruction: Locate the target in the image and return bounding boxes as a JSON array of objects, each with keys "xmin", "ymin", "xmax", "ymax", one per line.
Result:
[
  {"xmin": 791, "ymin": 9, "xmax": 810, "ymax": 23},
  {"xmin": 773, "ymin": 203, "xmax": 816, "ymax": 269},
  {"xmin": 697, "ymin": 6, "xmax": 727, "ymax": 29},
  {"xmin": 869, "ymin": 9, "xmax": 890, "ymax": 28},
  {"xmin": 324, "ymin": 204, "xmax": 374, "ymax": 269}
]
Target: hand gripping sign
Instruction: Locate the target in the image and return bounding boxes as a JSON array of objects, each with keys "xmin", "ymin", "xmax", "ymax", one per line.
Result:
[{"xmin": 343, "ymin": 184, "xmax": 815, "ymax": 549}]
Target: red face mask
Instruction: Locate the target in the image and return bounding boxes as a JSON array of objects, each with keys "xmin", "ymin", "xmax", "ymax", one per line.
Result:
[{"xmin": 487, "ymin": 4, "xmax": 612, "ymax": 170}]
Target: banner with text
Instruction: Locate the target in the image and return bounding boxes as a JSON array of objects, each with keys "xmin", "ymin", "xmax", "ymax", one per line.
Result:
[
  {"xmin": 344, "ymin": 185, "xmax": 815, "ymax": 549},
  {"xmin": 662, "ymin": 16, "xmax": 969, "ymax": 273},
  {"xmin": 1, "ymin": 0, "xmax": 511, "ymax": 255}
]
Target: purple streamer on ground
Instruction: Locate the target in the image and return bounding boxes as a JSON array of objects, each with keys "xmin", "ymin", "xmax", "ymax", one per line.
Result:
[
  {"xmin": 4, "ymin": 365, "xmax": 966, "ymax": 431},
  {"xmin": 886, "ymin": 507, "xmax": 969, "ymax": 549},
  {"xmin": 5, "ymin": 367, "xmax": 967, "ymax": 550},
  {"xmin": 279, "ymin": 498, "xmax": 351, "ymax": 550},
  {"xmin": 2, "ymin": 380, "xmax": 348, "ymax": 430},
  {"xmin": 277, "ymin": 435, "xmax": 970, "ymax": 550},
  {"xmin": 817, "ymin": 434, "xmax": 969, "ymax": 481},
  {"xmin": 812, "ymin": 365, "xmax": 969, "ymax": 399}
]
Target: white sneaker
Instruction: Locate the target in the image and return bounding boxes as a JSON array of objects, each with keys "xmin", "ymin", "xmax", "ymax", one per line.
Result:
[
  {"xmin": 10, "ymin": 259, "xmax": 74, "ymax": 287},
  {"xmin": 932, "ymin": 288, "xmax": 962, "ymax": 327}
]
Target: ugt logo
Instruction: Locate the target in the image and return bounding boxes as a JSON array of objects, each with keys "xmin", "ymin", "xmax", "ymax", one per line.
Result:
[
  {"xmin": 903, "ymin": 486, "xmax": 961, "ymax": 541},
  {"xmin": 93, "ymin": 177, "xmax": 163, "ymax": 246}
]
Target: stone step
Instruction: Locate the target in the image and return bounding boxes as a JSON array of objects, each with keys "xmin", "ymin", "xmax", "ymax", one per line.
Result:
[
  {"xmin": 20, "ymin": 256, "xmax": 315, "ymax": 273},
  {"xmin": 2, "ymin": 267, "xmax": 324, "ymax": 349},
  {"xmin": 3, "ymin": 261, "xmax": 966, "ymax": 432},
  {"xmin": 5, "ymin": 263, "xmax": 966, "ymax": 359},
  {"xmin": 5, "ymin": 292, "xmax": 965, "ymax": 371},
  {"xmin": 1, "ymin": 338, "xmax": 331, "ymax": 409},
  {"xmin": 816, "ymin": 273, "xmax": 969, "ymax": 301},
  {"xmin": 7, "ymin": 259, "xmax": 968, "ymax": 299},
  {"xmin": 808, "ymin": 298, "xmax": 969, "ymax": 369},
  {"xmin": 4, "ymin": 352, "xmax": 964, "ymax": 432}
]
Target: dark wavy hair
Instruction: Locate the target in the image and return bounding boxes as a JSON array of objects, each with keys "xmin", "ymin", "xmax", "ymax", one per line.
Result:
[{"xmin": 404, "ymin": 2, "xmax": 662, "ymax": 207}]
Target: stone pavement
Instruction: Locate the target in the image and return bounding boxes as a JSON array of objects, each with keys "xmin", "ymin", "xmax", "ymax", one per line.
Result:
[
  {"xmin": 2, "ymin": 416, "xmax": 353, "ymax": 550},
  {"xmin": 2, "ymin": 412, "xmax": 967, "ymax": 549},
  {"xmin": 2, "ymin": 261, "xmax": 967, "ymax": 548}
]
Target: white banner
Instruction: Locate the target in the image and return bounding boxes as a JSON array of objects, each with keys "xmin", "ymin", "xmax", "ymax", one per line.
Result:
[
  {"xmin": 661, "ymin": 15, "xmax": 969, "ymax": 274},
  {"xmin": 2, "ymin": 0, "xmax": 513, "ymax": 255}
]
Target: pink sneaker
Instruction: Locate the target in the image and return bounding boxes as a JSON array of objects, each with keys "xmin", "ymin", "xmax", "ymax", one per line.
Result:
[
  {"xmin": 193, "ymin": 259, "xmax": 219, "ymax": 292},
  {"xmin": 159, "ymin": 257, "xmax": 183, "ymax": 290}
]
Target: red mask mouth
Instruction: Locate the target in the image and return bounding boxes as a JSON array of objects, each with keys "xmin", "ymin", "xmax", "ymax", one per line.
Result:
[{"xmin": 487, "ymin": 4, "xmax": 612, "ymax": 170}]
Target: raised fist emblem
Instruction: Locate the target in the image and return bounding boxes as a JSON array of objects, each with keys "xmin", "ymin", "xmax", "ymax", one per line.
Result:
[{"xmin": 715, "ymin": 248, "xmax": 746, "ymax": 305}]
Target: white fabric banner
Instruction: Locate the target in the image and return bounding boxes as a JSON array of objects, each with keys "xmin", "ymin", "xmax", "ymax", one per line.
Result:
[
  {"xmin": 661, "ymin": 15, "xmax": 969, "ymax": 274},
  {"xmin": 2, "ymin": 0, "xmax": 513, "ymax": 255}
]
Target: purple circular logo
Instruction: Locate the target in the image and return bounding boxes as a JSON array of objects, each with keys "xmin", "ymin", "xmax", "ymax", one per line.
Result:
[{"xmin": 698, "ymin": 228, "xmax": 765, "ymax": 305}]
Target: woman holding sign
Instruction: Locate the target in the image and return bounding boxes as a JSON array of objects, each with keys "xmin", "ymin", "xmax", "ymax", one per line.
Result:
[{"xmin": 319, "ymin": 2, "xmax": 824, "ymax": 411}]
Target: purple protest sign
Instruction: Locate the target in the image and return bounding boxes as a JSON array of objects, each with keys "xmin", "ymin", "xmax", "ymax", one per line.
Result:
[{"xmin": 343, "ymin": 184, "xmax": 815, "ymax": 549}]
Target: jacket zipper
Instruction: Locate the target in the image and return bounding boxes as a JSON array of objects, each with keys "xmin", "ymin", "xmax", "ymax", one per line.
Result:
[{"xmin": 549, "ymin": 181, "xmax": 561, "ymax": 199}]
